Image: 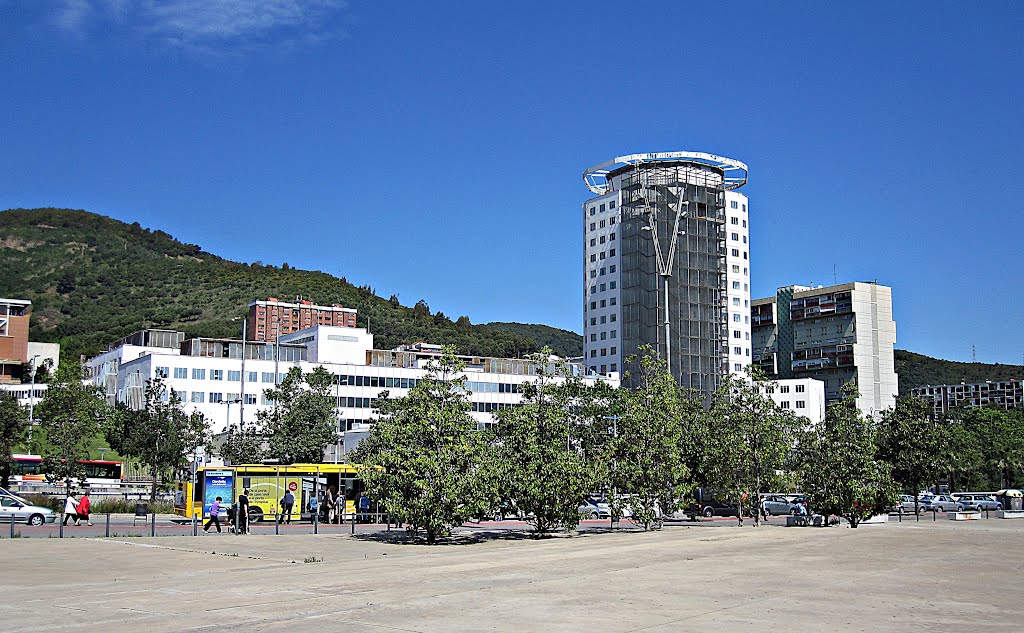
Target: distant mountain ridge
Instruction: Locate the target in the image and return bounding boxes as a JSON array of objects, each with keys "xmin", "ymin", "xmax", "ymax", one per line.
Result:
[
  {"xmin": 2, "ymin": 208, "xmax": 1017, "ymax": 394},
  {"xmin": 0, "ymin": 208, "xmax": 543, "ymax": 360}
]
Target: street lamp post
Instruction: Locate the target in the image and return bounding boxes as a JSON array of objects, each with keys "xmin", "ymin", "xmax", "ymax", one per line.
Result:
[
  {"xmin": 222, "ymin": 398, "xmax": 241, "ymax": 430},
  {"xmin": 28, "ymin": 354, "xmax": 40, "ymax": 451}
]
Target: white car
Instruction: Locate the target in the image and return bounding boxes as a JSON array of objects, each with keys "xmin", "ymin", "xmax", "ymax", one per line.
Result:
[
  {"xmin": 919, "ymin": 495, "xmax": 963, "ymax": 512},
  {"xmin": 0, "ymin": 496, "xmax": 57, "ymax": 525}
]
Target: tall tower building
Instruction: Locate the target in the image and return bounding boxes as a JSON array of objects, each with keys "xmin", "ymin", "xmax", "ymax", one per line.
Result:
[
  {"xmin": 581, "ymin": 151, "xmax": 749, "ymax": 395},
  {"xmin": 751, "ymin": 281, "xmax": 898, "ymax": 416}
]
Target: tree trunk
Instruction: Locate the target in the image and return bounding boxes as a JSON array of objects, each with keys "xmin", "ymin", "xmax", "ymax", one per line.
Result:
[{"xmin": 150, "ymin": 458, "xmax": 159, "ymax": 505}]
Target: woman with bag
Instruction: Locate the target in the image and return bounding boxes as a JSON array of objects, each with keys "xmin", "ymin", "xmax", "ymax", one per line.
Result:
[{"xmin": 63, "ymin": 493, "xmax": 80, "ymax": 526}]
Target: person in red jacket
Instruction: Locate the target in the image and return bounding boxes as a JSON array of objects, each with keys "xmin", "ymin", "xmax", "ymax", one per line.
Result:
[{"xmin": 77, "ymin": 490, "xmax": 93, "ymax": 526}]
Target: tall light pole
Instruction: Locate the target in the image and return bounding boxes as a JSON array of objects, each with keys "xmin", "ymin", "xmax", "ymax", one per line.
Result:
[
  {"xmin": 640, "ymin": 188, "xmax": 689, "ymax": 378},
  {"xmin": 222, "ymin": 398, "xmax": 241, "ymax": 431},
  {"xmin": 28, "ymin": 354, "xmax": 40, "ymax": 452}
]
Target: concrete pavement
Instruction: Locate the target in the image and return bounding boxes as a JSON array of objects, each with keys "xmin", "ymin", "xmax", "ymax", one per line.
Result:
[{"xmin": 2, "ymin": 518, "xmax": 1022, "ymax": 632}]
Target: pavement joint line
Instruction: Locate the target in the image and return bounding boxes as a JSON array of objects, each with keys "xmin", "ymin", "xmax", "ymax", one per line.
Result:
[{"xmin": 85, "ymin": 537, "xmax": 303, "ymax": 565}]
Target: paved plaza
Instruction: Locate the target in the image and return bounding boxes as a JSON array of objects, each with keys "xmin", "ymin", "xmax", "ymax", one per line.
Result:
[{"xmin": 2, "ymin": 518, "xmax": 1022, "ymax": 632}]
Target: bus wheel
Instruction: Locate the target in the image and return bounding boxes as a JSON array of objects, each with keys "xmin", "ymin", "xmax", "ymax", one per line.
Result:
[{"xmin": 249, "ymin": 508, "xmax": 264, "ymax": 523}]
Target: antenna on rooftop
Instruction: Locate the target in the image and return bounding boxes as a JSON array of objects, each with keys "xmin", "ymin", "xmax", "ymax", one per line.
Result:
[{"xmin": 972, "ymin": 344, "xmax": 977, "ymax": 363}]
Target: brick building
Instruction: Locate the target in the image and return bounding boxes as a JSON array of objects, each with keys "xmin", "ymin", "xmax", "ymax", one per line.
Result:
[
  {"xmin": 0, "ymin": 298, "xmax": 31, "ymax": 383},
  {"xmin": 246, "ymin": 298, "xmax": 357, "ymax": 342}
]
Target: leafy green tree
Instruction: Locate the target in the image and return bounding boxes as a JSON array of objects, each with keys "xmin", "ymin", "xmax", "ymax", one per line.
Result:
[
  {"xmin": 943, "ymin": 420, "xmax": 984, "ymax": 492},
  {"xmin": 220, "ymin": 421, "xmax": 266, "ymax": 466},
  {"xmin": 794, "ymin": 387, "xmax": 898, "ymax": 527},
  {"xmin": 876, "ymin": 396, "xmax": 949, "ymax": 514},
  {"xmin": 355, "ymin": 347, "xmax": 490, "ymax": 543},
  {"xmin": 259, "ymin": 366, "xmax": 337, "ymax": 464},
  {"xmin": 489, "ymin": 351, "xmax": 595, "ymax": 534},
  {"xmin": 105, "ymin": 377, "xmax": 210, "ymax": 503},
  {"xmin": 609, "ymin": 348, "xmax": 693, "ymax": 530},
  {"xmin": 35, "ymin": 361, "xmax": 109, "ymax": 496},
  {"xmin": 703, "ymin": 371, "xmax": 802, "ymax": 526},
  {"xmin": 962, "ymin": 408, "xmax": 1024, "ymax": 489},
  {"xmin": 0, "ymin": 392, "xmax": 28, "ymax": 488}
]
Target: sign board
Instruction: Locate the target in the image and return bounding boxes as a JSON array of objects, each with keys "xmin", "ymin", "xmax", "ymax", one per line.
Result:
[{"xmin": 203, "ymin": 470, "xmax": 234, "ymax": 518}]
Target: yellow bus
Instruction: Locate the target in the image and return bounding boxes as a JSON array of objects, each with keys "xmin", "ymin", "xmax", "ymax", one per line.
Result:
[{"xmin": 174, "ymin": 463, "xmax": 364, "ymax": 523}]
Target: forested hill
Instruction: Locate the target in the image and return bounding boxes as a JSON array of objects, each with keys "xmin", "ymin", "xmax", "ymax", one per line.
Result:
[
  {"xmin": 895, "ymin": 350, "xmax": 1023, "ymax": 395},
  {"xmin": 481, "ymin": 322, "xmax": 583, "ymax": 358},
  {"xmin": 0, "ymin": 208, "xmax": 544, "ymax": 360}
]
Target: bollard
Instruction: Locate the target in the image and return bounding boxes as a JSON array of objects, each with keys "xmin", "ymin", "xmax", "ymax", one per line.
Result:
[
  {"xmin": 351, "ymin": 510, "xmax": 356, "ymax": 535},
  {"xmin": 933, "ymin": 509, "xmax": 937, "ymax": 521},
  {"xmin": 151, "ymin": 511, "xmax": 156, "ymax": 537},
  {"xmin": 275, "ymin": 511, "xmax": 280, "ymax": 535},
  {"xmin": 193, "ymin": 511, "xmax": 198, "ymax": 537},
  {"xmin": 314, "ymin": 507, "xmax": 318, "ymax": 535},
  {"xmin": 59, "ymin": 514, "xmax": 64, "ymax": 538},
  {"xmin": 105, "ymin": 512, "xmax": 111, "ymax": 538},
  {"xmin": 10, "ymin": 514, "xmax": 14, "ymax": 538}
]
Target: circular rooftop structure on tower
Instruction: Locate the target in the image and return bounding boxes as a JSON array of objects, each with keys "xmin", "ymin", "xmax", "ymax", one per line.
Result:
[{"xmin": 583, "ymin": 150, "xmax": 748, "ymax": 195}]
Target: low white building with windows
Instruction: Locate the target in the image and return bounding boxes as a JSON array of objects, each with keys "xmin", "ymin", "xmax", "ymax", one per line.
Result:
[
  {"xmin": 85, "ymin": 326, "xmax": 617, "ymax": 459},
  {"xmin": 770, "ymin": 377, "xmax": 826, "ymax": 425}
]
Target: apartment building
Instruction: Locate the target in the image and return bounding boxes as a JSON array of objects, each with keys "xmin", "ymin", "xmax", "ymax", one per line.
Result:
[
  {"xmin": 912, "ymin": 380, "xmax": 1023, "ymax": 417},
  {"xmin": 246, "ymin": 297, "xmax": 357, "ymax": 342},
  {"xmin": 752, "ymin": 282, "xmax": 898, "ymax": 416}
]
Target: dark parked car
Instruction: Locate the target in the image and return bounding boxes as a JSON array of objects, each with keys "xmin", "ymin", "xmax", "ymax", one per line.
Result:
[{"xmin": 694, "ymin": 499, "xmax": 754, "ymax": 518}]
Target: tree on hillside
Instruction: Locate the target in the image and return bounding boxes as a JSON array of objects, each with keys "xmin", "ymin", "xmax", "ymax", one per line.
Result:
[
  {"xmin": 0, "ymin": 392, "xmax": 27, "ymax": 488},
  {"xmin": 703, "ymin": 370, "xmax": 802, "ymax": 526},
  {"xmin": 876, "ymin": 396, "xmax": 949, "ymax": 514},
  {"xmin": 608, "ymin": 348, "xmax": 693, "ymax": 530},
  {"xmin": 105, "ymin": 377, "xmax": 210, "ymax": 503},
  {"xmin": 794, "ymin": 386, "xmax": 898, "ymax": 527},
  {"xmin": 354, "ymin": 347, "xmax": 491, "ymax": 543},
  {"xmin": 489, "ymin": 351, "xmax": 596, "ymax": 535},
  {"xmin": 260, "ymin": 366, "xmax": 337, "ymax": 464},
  {"xmin": 35, "ymin": 361, "xmax": 109, "ymax": 496}
]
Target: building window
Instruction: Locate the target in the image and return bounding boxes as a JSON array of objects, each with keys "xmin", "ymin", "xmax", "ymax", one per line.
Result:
[
  {"xmin": 732, "ymin": 297, "xmax": 740, "ymax": 306},
  {"xmin": 244, "ymin": 394, "xmax": 257, "ymax": 405},
  {"xmin": 781, "ymin": 385, "xmax": 790, "ymax": 393},
  {"xmin": 796, "ymin": 384, "xmax": 805, "ymax": 393},
  {"xmin": 210, "ymin": 369, "xmax": 223, "ymax": 381},
  {"xmin": 590, "ymin": 317, "xmax": 597, "ymax": 326},
  {"xmin": 600, "ymin": 300, "xmax": 607, "ymax": 308},
  {"xmin": 590, "ymin": 334, "xmax": 597, "ymax": 342},
  {"xmin": 742, "ymin": 219, "xmax": 747, "ymax": 227},
  {"xmin": 731, "ymin": 217, "xmax": 738, "ymax": 225},
  {"xmin": 609, "ymin": 281, "xmax": 616, "ymax": 289},
  {"xmin": 600, "ymin": 220, "xmax": 606, "ymax": 228},
  {"xmin": 227, "ymin": 370, "xmax": 241, "ymax": 382},
  {"xmin": 734, "ymin": 363, "xmax": 743, "ymax": 371},
  {"xmin": 600, "ymin": 203, "xmax": 606, "ymax": 212},
  {"xmin": 743, "ymin": 251, "xmax": 747, "ymax": 260},
  {"xmin": 745, "ymin": 348, "xmax": 750, "ymax": 356},
  {"xmin": 600, "ymin": 348, "xmax": 607, "ymax": 356},
  {"xmin": 730, "ymin": 201, "xmax": 738, "ymax": 209},
  {"xmin": 609, "ymin": 297, "xmax": 616, "ymax": 306},
  {"xmin": 590, "ymin": 208, "xmax": 595, "ymax": 216},
  {"xmin": 743, "ymin": 236, "xmax": 747, "ymax": 243},
  {"xmin": 733, "ymin": 314, "xmax": 740, "ymax": 322},
  {"xmin": 155, "ymin": 366, "xmax": 169, "ymax": 378},
  {"xmin": 796, "ymin": 401, "xmax": 806, "ymax": 409},
  {"xmin": 600, "ymin": 315, "xmax": 606, "ymax": 324},
  {"xmin": 209, "ymin": 392, "xmax": 223, "ymax": 404},
  {"xmin": 732, "ymin": 265, "xmax": 740, "ymax": 273},
  {"xmin": 192, "ymin": 368, "xmax": 205, "ymax": 380},
  {"xmin": 600, "ymin": 267, "xmax": 606, "ymax": 275},
  {"xmin": 590, "ymin": 238, "xmax": 596, "ymax": 247},
  {"xmin": 609, "ymin": 248, "xmax": 616, "ymax": 256},
  {"xmin": 732, "ymin": 281, "xmax": 740, "ymax": 289},
  {"xmin": 600, "ymin": 235, "xmax": 606, "ymax": 244},
  {"xmin": 731, "ymin": 232, "xmax": 739, "ymax": 241},
  {"xmin": 590, "ymin": 285, "xmax": 597, "ymax": 294},
  {"xmin": 610, "ymin": 329, "xmax": 617, "ymax": 339},
  {"xmin": 591, "ymin": 301, "xmax": 597, "ymax": 309},
  {"xmin": 611, "ymin": 363, "xmax": 618, "ymax": 371},
  {"xmin": 600, "ymin": 332, "xmax": 607, "ymax": 340},
  {"xmin": 247, "ymin": 371, "xmax": 257, "ymax": 382},
  {"xmin": 590, "ymin": 223, "xmax": 596, "ymax": 231},
  {"xmin": 600, "ymin": 252, "xmax": 605, "ymax": 260},
  {"xmin": 610, "ymin": 314, "xmax": 617, "ymax": 322},
  {"xmin": 191, "ymin": 392, "xmax": 205, "ymax": 403},
  {"xmin": 610, "ymin": 200, "xmax": 616, "ymax": 209},
  {"xmin": 733, "ymin": 330, "xmax": 741, "ymax": 338},
  {"xmin": 609, "ymin": 217, "xmax": 616, "ymax": 225},
  {"xmin": 599, "ymin": 283, "xmax": 606, "ymax": 291},
  {"xmin": 734, "ymin": 346, "xmax": 742, "ymax": 355},
  {"xmin": 731, "ymin": 248, "xmax": 739, "ymax": 257},
  {"xmin": 590, "ymin": 270, "xmax": 597, "ymax": 278},
  {"xmin": 780, "ymin": 401, "xmax": 790, "ymax": 409},
  {"xmin": 610, "ymin": 264, "xmax": 616, "ymax": 273},
  {"xmin": 590, "ymin": 350, "xmax": 597, "ymax": 358},
  {"xmin": 610, "ymin": 232, "xmax": 616, "ymax": 240},
  {"xmin": 590, "ymin": 254, "xmax": 596, "ymax": 262},
  {"xmin": 174, "ymin": 367, "xmax": 187, "ymax": 379},
  {"xmin": 261, "ymin": 372, "xmax": 275, "ymax": 383}
]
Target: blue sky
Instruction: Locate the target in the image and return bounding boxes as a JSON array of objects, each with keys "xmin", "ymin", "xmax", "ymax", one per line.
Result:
[{"xmin": 2, "ymin": 1, "xmax": 1022, "ymax": 364}]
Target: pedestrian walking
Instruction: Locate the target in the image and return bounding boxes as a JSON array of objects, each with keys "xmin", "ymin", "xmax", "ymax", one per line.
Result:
[
  {"xmin": 236, "ymin": 489, "xmax": 250, "ymax": 535},
  {"xmin": 281, "ymin": 490, "xmax": 294, "ymax": 524},
  {"xmin": 335, "ymin": 490, "xmax": 345, "ymax": 524},
  {"xmin": 77, "ymin": 490, "xmax": 93, "ymax": 526},
  {"xmin": 308, "ymin": 493, "xmax": 319, "ymax": 524},
  {"xmin": 204, "ymin": 497, "xmax": 223, "ymax": 533},
  {"xmin": 62, "ymin": 492, "xmax": 79, "ymax": 526},
  {"xmin": 358, "ymin": 492, "xmax": 370, "ymax": 524},
  {"xmin": 325, "ymin": 486, "xmax": 336, "ymax": 524}
]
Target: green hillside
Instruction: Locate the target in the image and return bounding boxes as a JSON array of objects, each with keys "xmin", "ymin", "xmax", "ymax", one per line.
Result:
[
  {"xmin": 895, "ymin": 349, "xmax": 1023, "ymax": 395},
  {"xmin": 481, "ymin": 322, "xmax": 583, "ymax": 358},
  {"xmin": 0, "ymin": 208, "xmax": 542, "ymax": 360}
]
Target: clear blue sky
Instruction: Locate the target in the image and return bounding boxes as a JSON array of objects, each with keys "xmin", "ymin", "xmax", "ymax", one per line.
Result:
[{"xmin": 2, "ymin": 1, "xmax": 1022, "ymax": 364}]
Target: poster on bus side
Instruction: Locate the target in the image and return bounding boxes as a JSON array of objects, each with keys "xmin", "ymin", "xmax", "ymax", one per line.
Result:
[{"xmin": 204, "ymin": 470, "xmax": 234, "ymax": 517}]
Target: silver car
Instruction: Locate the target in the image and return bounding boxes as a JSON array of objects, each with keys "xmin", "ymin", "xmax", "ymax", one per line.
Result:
[
  {"xmin": 761, "ymin": 495, "xmax": 801, "ymax": 516},
  {"xmin": 0, "ymin": 496, "xmax": 57, "ymax": 525},
  {"xmin": 953, "ymin": 494, "xmax": 1000, "ymax": 511},
  {"xmin": 919, "ymin": 495, "xmax": 963, "ymax": 512}
]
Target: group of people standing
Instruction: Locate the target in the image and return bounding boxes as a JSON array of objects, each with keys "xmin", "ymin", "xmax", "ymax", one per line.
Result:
[{"xmin": 62, "ymin": 491, "xmax": 92, "ymax": 526}]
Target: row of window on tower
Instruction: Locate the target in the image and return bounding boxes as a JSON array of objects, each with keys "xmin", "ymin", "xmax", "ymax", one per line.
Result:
[{"xmin": 588, "ymin": 199, "xmax": 617, "ymax": 216}]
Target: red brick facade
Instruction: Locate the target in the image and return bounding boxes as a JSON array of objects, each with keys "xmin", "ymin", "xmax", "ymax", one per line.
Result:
[{"xmin": 246, "ymin": 298, "xmax": 357, "ymax": 342}]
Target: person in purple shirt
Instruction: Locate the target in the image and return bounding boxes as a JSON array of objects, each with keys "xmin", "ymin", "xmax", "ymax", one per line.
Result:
[{"xmin": 204, "ymin": 497, "xmax": 223, "ymax": 533}]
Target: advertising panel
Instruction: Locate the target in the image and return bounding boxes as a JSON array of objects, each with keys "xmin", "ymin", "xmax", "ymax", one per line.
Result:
[{"xmin": 203, "ymin": 469, "xmax": 234, "ymax": 517}]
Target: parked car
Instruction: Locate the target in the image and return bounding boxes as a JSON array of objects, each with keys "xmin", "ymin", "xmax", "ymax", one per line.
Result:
[
  {"xmin": 919, "ymin": 495, "xmax": 963, "ymax": 512},
  {"xmin": 0, "ymin": 496, "xmax": 57, "ymax": 525},
  {"xmin": 888, "ymin": 494, "xmax": 923, "ymax": 513},
  {"xmin": 694, "ymin": 499, "xmax": 753, "ymax": 518},
  {"xmin": 578, "ymin": 497, "xmax": 611, "ymax": 519},
  {"xmin": 761, "ymin": 495, "xmax": 802, "ymax": 516},
  {"xmin": 952, "ymin": 494, "xmax": 1000, "ymax": 511}
]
